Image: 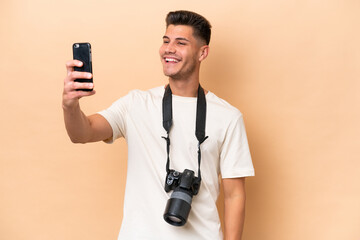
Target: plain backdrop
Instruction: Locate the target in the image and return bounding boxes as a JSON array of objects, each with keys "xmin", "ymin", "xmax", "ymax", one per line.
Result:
[{"xmin": 1, "ymin": 0, "xmax": 359, "ymax": 239}]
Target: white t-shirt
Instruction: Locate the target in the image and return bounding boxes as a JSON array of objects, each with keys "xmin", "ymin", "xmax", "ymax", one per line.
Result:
[{"xmin": 98, "ymin": 86, "xmax": 254, "ymax": 240}]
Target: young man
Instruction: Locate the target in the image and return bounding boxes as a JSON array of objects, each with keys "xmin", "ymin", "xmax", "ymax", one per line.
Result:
[{"xmin": 63, "ymin": 10, "xmax": 254, "ymax": 240}]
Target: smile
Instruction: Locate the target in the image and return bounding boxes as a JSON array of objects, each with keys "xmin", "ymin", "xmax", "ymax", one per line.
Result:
[{"xmin": 165, "ymin": 57, "xmax": 180, "ymax": 63}]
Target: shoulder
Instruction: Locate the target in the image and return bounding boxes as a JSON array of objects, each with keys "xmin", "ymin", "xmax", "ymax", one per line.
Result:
[{"xmin": 206, "ymin": 91, "xmax": 243, "ymax": 120}]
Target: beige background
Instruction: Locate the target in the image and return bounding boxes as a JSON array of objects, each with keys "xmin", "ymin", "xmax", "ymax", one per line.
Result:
[{"xmin": 1, "ymin": 0, "xmax": 359, "ymax": 239}]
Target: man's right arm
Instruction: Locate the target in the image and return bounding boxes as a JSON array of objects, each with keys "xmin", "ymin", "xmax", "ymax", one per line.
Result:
[{"xmin": 62, "ymin": 60, "xmax": 113, "ymax": 143}]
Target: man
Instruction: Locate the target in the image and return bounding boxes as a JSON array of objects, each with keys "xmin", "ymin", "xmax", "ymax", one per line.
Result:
[{"xmin": 63, "ymin": 10, "xmax": 254, "ymax": 240}]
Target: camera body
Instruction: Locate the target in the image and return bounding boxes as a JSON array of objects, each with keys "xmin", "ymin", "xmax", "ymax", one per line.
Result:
[
  {"xmin": 165, "ymin": 169, "xmax": 200, "ymax": 194},
  {"xmin": 163, "ymin": 169, "xmax": 201, "ymax": 226}
]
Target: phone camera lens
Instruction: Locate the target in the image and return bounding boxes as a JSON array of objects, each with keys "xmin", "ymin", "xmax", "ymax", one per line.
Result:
[{"xmin": 74, "ymin": 44, "xmax": 80, "ymax": 48}]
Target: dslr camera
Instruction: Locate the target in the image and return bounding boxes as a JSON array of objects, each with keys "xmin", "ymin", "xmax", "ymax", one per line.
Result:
[{"xmin": 163, "ymin": 169, "xmax": 201, "ymax": 226}]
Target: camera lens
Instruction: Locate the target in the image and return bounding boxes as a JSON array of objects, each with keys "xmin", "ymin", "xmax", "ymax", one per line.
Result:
[
  {"xmin": 167, "ymin": 216, "xmax": 182, "ymax": 223},
  {"xmin": 163, "ymin": 190, "xmax": 192, "ymax": 226}
]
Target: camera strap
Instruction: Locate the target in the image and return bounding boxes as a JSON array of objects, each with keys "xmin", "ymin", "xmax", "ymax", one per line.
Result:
[{"xmin": 162, "ymin": 84, "xmax": 208, "ymax": 182}]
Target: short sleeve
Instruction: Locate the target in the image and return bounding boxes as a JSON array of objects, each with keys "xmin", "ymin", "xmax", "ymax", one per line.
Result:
[
  {"xmin": 97, "ymin": 92, "xmax": 133, "ymax": 143},
  {"xmin": 220, "ymin": 113, "xmax": 255, "ymax": 178}
]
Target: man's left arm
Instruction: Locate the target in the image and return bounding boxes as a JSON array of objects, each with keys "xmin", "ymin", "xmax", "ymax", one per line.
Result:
[{"xmin": 222, "ymin": 177, "xmax": 246, "ymax": 240}]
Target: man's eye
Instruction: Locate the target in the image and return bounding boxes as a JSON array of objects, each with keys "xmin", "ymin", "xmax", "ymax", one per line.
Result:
[{"xmin": 178, "ymin": 42, "xmax": 186, "ymax": 45}]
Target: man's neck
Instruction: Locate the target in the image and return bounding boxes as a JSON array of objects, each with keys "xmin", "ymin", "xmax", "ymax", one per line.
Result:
[{"xmin": 168, "ymin": 77, "xmax": 200, "ymax": 97}]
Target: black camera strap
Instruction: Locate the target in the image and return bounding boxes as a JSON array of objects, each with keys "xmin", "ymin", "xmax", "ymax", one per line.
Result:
[{"xmin": 162, "ymin": 84, "xmax": 208, "ymax": 182}]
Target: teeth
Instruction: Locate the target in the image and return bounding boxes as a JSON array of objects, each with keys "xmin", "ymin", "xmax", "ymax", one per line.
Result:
[{"xmin": 165, "ymin": 58, "xmax": 179, "ymax": 63}]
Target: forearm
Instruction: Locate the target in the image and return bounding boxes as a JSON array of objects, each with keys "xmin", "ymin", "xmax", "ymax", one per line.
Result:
[
  {"xmin": 63, "ymin": 102, "xmax": 93, "ymax": 143},
  {"xmin": 224, "ymin": 195, "xmax": 246, "ymax": 240},
  {"xmin": 62, "ymin": 60, "xmax": 101, "ymax": 143},
  {"xmin": 222, "ymin": 178, "xmax": 246, "ymax": 240}
]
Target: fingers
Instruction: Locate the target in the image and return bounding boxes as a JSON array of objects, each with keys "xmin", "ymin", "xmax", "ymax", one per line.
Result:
[
  {"xmin": 64, "ymin": 81, "xmax": 94, "ymax": 93},
  {"xmin": 66, "ymin": 60, "xmax": 83, "ymax": 75},
  {"xmin": 64, "ymin": 60, "xmax": 93, "ymax": 89},
  {"xmin": 64, "ymin": 70, "xmax": 93, "ymax": 89},
  {"xmin": 69, "ymin": 71, "xmax": 92, "ymax": 81},
  {"xmin": 63, "ymin": 60, "xmax": 95, "ymax": 109},
  {"xmin": 64, "ymin": 86, "xmax": 96, "ymax": 100}
]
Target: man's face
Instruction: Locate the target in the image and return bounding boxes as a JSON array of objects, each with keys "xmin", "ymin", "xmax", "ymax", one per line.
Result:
[{"xmin": 159, "ymin": 24, "xmax": 204, "ymax": 80}]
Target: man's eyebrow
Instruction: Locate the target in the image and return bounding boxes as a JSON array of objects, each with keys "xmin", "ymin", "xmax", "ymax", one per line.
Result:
[
  {"xmin": 176, "ymin": 37, "xmax": 190, "ymax": 42},
  {"xmin": 162, "ymin": 36, "xmax": 190, "ymax": 42}
]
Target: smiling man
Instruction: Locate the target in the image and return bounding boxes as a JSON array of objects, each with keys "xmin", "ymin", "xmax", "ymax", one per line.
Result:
[{"xmin": 63, "ymin": 10, "xmax": 254, "ymax": 240}]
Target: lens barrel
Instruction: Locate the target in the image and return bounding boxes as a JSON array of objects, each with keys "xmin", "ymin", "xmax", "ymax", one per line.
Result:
[{"xmin": 163, "ymin": 190, "xmax": 192, "ymax": 226}]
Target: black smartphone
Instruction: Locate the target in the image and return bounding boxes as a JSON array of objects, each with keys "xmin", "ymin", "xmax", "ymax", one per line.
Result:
[{"xmin": 72, "ymin": 42, "xmax": 93, "ymax": 91}]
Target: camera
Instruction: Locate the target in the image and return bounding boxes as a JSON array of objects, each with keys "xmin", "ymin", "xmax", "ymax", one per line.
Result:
[{"xmin": 163, "ymin": 169, "xmax": 201, "ymax": 226}]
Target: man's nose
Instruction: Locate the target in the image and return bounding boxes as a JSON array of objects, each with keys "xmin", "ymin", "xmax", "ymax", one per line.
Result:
[{"xmin": 165, "ymin": 42, "xmax": 176, "ymax": 54}]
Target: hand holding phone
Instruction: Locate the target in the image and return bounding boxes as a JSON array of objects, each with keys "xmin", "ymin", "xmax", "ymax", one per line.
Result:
[{"xmin": 72, "ymin": 42, "xmax": 93, "ymax": 91}]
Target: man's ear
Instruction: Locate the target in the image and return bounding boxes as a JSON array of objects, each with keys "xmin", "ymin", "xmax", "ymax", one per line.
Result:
[{"xmin": 198, "ymin": 45, "xmax": 209, "ymax": 62}]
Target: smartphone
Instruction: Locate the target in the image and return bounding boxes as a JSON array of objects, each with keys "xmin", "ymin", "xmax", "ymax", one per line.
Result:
[{"xmin": 72, "ymin": 42, "xmax": 93, "ymax": 91}]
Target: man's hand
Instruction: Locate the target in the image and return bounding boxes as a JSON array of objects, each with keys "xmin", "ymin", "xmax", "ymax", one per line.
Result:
[{"xmin": 63, "ymin": 60, "xmax": 95, "ymax": 110}]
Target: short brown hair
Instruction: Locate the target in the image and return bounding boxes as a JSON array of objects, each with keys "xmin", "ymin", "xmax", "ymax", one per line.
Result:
[{"xmin": 166, "ymin": 10, "xmax": 212, "ymax": 45}]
